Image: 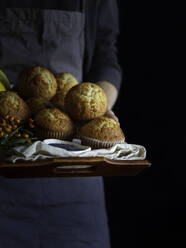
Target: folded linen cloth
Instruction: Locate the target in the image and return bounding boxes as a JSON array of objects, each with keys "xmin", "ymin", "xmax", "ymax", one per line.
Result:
[{"xmin": 6, "ymin": 140, "xmax": 146, "ymax": 163}]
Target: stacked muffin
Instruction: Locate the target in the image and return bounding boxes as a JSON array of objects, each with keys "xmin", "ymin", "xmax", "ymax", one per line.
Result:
[
  {"xmin": 78, "ymin": 117, "xmax": 125, "ymax": 149},
  {"xmin": 34, "ymin": 108, "xmax": 74, "ymax": 140},
  {"xmin": 65, "ymin": 82, "xmax": 108, "ymax": 122},
  {"xmin": 64, "ymin": 82, "xmax": 125, "ymax": 149},
  {"xmin": 0, "ymin": 91, "xmax": 30, "ymax": 122},
  {"xmin": 14, "ymin": 66, "xmax": 57, "ymax": 100},
  {"xmin": 4, "ymin": 66, "xmax": 76, "ymax": 141},
  {"xmin": 51, "ymin": 72, "xmax": 78, "ymax": 111},
  {"xmin": 26, "ymin": 96, "xmax": 54, "ymax": 115},
  {"xmin": 1, "ymin": 65, "xmax": 125, "ymax": 147}
]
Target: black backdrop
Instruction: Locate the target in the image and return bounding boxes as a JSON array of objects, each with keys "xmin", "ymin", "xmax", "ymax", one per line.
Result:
[{"xmin": 104, "ymin": 1, "xmax": 185, "ymax": 247}]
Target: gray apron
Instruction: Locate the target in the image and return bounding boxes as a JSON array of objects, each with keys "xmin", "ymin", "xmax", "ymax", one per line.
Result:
[{"xmin": 0, "ymin": 4, "xmax": 110, "ymax": 248}]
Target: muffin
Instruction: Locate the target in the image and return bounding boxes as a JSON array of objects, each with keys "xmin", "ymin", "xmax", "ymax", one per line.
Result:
[
  {"xmin": 14, "ymin": 66, "xmax": 57, "ymax": 100},
  {"xmin": 79, "ymin": 117, "xmax": 125, "ymax": 149},
  {"xmin": 65, "ymin": 82, "xmax": 107, "ymax": 122},
  {"xmin": 55, "ymin": 72, "xmax": 78, "ymax": 91},
  {"xmin": 34, "ymin": 108, "xmax": 74, "ymax": 140},
  {"xmin": 27, "ymin": 96, "xmax": 54, "ymax": 115},
  {"xmin": 0, "ymin": 91, "xmax": 30, "ymax": 121},
  {"xmin": 51, "ymin": 72, "xmax": 78, "ymax": 110}
]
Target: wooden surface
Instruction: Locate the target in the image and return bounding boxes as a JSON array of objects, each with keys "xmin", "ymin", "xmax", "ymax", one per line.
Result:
[{"xmin": 0, "ymin": 157, "xmax": 151, "ymax": 178}]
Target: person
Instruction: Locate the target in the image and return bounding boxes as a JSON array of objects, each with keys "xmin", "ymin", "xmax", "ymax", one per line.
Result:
[{"xmin": 0, "ymin": 0, "xmax": 122, "ymax": 247}]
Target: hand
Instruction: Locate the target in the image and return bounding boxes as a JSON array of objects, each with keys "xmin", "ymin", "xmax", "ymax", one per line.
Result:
[
  {"xmin": 104, "ymin": 109, "xmax": 120, "ymax": 126},
  {"xmin": 95, "ymin": 81, "xmax": 118, "ymax": 110}
]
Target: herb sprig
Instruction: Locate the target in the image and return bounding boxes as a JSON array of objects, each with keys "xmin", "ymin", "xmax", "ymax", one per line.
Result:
[{"xmin": 0, "ymin": 115, "xmax": 37, "ymax": 150}]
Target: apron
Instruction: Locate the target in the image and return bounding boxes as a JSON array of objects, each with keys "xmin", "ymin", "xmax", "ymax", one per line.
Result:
[{"xmin": 0, "ymin": 3, "xmax": 111, "ymax": 247}]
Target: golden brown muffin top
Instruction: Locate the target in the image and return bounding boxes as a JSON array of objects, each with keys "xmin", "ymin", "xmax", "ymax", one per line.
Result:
[
  {"xmin": 15, "ymin": 66, "xmax": 57, "ymax": 100},
  {"xmin": 34, "ymin": 108, "xmax": 74, "ymax": 133},
  {"xmin": 79, "ymin": 117, "xmax": 125, "ymax": 142},
  {"xmin": 55, "ymin": 72, "xmax": 78, "ymax": 91},
  {"xmin": 27, "ymin": 96, "xmax": 54, "ymax": 115},
  {"xmin": 51, "ymin": 91, "xmax": 66, "ymax": 111},
  {"xmin": 65, "ymin": 82, "xmax": 108, "ymax": 122},
  {"xmin": 0, "ymin": 91, "xmax": 30, "ymax": 121},
  {"xmin": 51, "ymin": 73, "xmax": 78, "ymax": 110}
]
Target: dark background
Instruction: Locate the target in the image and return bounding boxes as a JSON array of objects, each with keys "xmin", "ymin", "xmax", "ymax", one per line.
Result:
[{"xmin": 104, "ymin": 1, "xmax": 185, "ymax": 247}]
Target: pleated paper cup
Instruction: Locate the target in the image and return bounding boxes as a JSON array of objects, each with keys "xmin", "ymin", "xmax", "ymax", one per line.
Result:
[
  {"xmin": 36, "ymin": 128, "xmax": 74, "ymax": 141},
  {"xmin": 80, "ymin": 135, "xmax": 125, "ymax": 149}
]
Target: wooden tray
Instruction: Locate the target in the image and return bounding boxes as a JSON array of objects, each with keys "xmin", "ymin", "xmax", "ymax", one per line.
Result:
[{"xmin": 0, "ymin": 157, "xmax": 151, "ymax": 178}]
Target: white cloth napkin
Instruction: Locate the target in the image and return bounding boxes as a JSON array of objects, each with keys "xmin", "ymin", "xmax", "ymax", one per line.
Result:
[{"xmin": 6, "ymin": 140, "xmax": 146, "ymax": 163}]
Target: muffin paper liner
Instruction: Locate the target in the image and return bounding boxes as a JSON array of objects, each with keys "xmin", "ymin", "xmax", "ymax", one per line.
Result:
[
  {"xmin": 80, "ymin": 135, "xmax": 125, "ymax": 149},
  {"xmin": 36, "ymin": 129, "xmax": 73, "ymax": 141}
]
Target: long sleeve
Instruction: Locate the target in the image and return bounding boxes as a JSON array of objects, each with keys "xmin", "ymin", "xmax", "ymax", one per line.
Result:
[{"xmin": 84, "ymin": 0, "xmax": 122, "ymax": 91}]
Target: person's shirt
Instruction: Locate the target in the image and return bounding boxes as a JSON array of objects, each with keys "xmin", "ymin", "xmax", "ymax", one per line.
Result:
[{"xmin": 0, "ymin": 0, "xmax": 122, "ymax": 90}]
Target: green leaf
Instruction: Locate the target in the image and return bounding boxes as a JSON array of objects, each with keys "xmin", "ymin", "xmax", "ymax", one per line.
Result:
[
  {"xmin": 0, "ymin": 69, "xmax": 11, "ymax": 90},
  {"xmin": 6, "ymin": 126, "xmax": 22, "ymax": 140},
  {"xmin": 21, "ymin": 128, "xmax": 34, "ymax": 136},
  {"xmin": 10, "ymin": 137, "xmax": 28, "ymax": 144}
]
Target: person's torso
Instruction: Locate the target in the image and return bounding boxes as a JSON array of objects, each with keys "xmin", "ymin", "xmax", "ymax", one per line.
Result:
[
  {"xmin": 0, "ymin": 1, "xmax": 85, "ymax": 83},
  {"xmin": 0, "ymin": 0, "xmax": 104, "ymax": 206}
]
